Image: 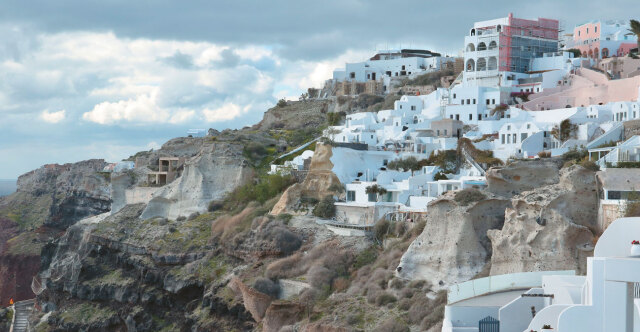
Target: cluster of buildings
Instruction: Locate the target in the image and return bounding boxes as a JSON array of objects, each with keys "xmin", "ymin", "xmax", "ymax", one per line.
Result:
[{"xmin": 295, "ymin": 14, "xmax": 640, "ymax": 226}]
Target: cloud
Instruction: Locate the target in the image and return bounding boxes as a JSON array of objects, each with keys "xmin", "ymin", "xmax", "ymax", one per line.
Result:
[
  {"xmin": 40, "ymin": 109, "xmax": 66, "ymax": 123},
  {"xmin": 82, "ymin": 93, "xmax": 170, "ymax": 125},
  {"xmin": 202, "ymin": 103, "xmax": 246, "ymax": 122}
]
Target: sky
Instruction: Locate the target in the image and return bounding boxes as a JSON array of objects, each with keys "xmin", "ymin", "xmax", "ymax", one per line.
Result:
[{"xmin": 0, "ymin": 0, "xmax": 636, "ymax": 179}]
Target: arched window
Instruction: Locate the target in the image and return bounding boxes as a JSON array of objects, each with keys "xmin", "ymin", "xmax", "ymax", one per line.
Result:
[
  {"xmin": 466, "ymin": 43, "xmax": 476, "ymax": 52},
  {"xmin": 588, "ymin": 50, "xmax": 593, "ymax": 58},
  {"xmin": 477, "ymin": 42, "xmax": 487, "ymax": 51},
  {"xmin": 488, "ymin": 41, "xmax": 498, "ymax": 50},
  {"xmin": 471, "ymin": 29, "xmax": 476, "ymax": 36},
  {"xmin": 488, "ymin": 57, "xmax": 497, "ymax": 70},
  {"xmin": 602, "ymin": 48, "xmax": 609, "ymax": 58},
  {"xmin": 477, "ymin": 58, "xmax": 487, "ymax": 71},
  {"xmin": 466, "ymin": 59, "xmax": 475, "ymax": 72}
]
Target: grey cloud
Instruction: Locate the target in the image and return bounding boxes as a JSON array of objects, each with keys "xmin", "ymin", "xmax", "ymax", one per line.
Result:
[
  {"xmin": 160, "ymin": 51, "xmax": 195, "ymax": 69},
  {"xmin": 1, "ymin": 0, "xmax": 637, "ymax": 61}
]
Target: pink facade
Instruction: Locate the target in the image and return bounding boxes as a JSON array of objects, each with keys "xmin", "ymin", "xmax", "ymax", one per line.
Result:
[
  {"xmin": 497, "ymin": 13, "xmax": 559, "ymax": 72},
  {"xmin": 523, "ymin": 68, "xmax": 640, "ymax": 110},
  {"xmin": 571, "ymin": 21, "xmax": 637, "ymax": 59}
]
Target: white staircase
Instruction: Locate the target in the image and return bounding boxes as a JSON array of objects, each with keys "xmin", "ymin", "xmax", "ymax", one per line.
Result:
[{"xmin": 10, "ymin": 299, "xmax": 34, "ymax": 332}]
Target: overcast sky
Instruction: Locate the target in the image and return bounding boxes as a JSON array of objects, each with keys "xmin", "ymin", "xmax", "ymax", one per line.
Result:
[{"xmin": 0, "ymin": 0, "xmax": 636, "ymax": 179}]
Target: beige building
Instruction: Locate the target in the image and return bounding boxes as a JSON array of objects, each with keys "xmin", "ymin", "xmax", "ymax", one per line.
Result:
[
  {"xmin": 430, "ymin": 119, "xmax": 464, "ymax": 138},
  {"xmin": 147, "ymin": 157, "xmax": 185, "ymax": 186},
  {"xmin": 598, "ymin": 57, "xmax": 640, "ymax": 79}
]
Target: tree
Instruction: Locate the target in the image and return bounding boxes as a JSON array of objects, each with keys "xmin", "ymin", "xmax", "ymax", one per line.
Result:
[
  {"xmin": 629, "ymin": 19, "xmax": 640, "ymax": 53},
  {"xmin": 387, "ymin": 156, "xmax": 422, "ymax": 175},
  {"xmin": 551, "ymin": 119, "xmax": 578, "ymax": 143},
  {"xmin": 277, "ymin": 98, "xmax": 287, "ymax": 108},
  {"xmin": 566, "ymin": 48, "xmax": 582, "ymax": 58},
  {"xmin": 365, "ymin": 184, "xmax": 388, "ymax": 202}
]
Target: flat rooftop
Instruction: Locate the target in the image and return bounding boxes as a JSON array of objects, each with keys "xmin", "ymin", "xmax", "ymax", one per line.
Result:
[{"xmin": 449, "ymin": 289, "xmax": 525, "ymax": 307}]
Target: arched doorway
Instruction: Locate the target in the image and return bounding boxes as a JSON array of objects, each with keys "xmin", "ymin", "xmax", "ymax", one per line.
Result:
[
  {"xmin": 466, "ymin": 43, "xmax": 475, "ymax": 52},
  {"xmin": 602, "ymin": 48, "xmax": 609, "ymax": 58},
  {"xmin": 488, "ymin": 41, "xmax": 497, "ymax": 50},
  {"xmin": 477, "ymin": 42, "xmax": 487, "ymax": 51},
  {"xmin": 477, "ymin": 58, "xmax": 487, "ymax": 71},
  {"xmin": 466, "ymin": 59, "xmax": 475, "ymax": 72}
]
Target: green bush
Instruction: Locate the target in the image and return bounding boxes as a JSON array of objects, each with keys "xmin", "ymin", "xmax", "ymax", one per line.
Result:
[
  {"xmin": 454, "ymin": 188, "xmax": 486, "ymax": 206},
  {"xmin": 374, "ymin": 219, "xmax": 390, "ymax": 241},
  {"xmin": 223, "ymin": 174, "xmax": 295, "ymax": 211},
  {"xmin": 313, "ymin": 195, "xmax": 335, "ymax": 218},
  {"xmin": 353, "ymin": 246, "xmax": 378, "ymax": 269},
  {"xmin": 375, "ymin": 292, "xmax": 398, "ymax": 306},
  {"xmin": 578, "ymin": 159, "xmax": 600, "ymax": 171},
  {"xmin": 387, "ymin": 157, "xmax": 422, "ymax": 173},
  {"xmin": 327, "ymin": 112, "xmax": 346, "ymax": 126},
  {"xmin": 433, "ymin": 171, "xmax": 448, "ymax": 181},
  {"xmin": 615, "ymin": 162, "xmax": 640, "ymax": 168},
  {"xmin": 277, "ymin": 98, "xmax": 287, "ymax": 107}
]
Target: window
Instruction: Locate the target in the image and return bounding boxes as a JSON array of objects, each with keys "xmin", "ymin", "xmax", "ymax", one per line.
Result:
[
  {"xmin": 411, "ymin": 105, "xmax": 416, "ymax": 111},
  {"xmin": 461, "ymin": 100, "xmax": 465, "ymax": 105},
  {"xmin": 473, "ymin": 99, "xmax": 476, "ymax": 104},
  {"xmin": 501, "ymin": 134, "xmax": 505, "ymax": 144},
  {"xmin": 527, "ymin": 124, "xmax": 531, "ymax": 129},
  {"xmin": 507, "ymin": 125, "xmax": 511, "ymax": 130},
  {"xmin": 368, "ymin": 192, "xmax": 377, "ymax": 202},
  {"xmin": 512, "ymin": 133, "xmax": 517, "ymax": 143},
  {"xmin": 478, "ymin": 114, "xmax": 482, "ymax": 120},
  {"xmin": 492, "ymin": 99, "xmax": 496, "ymax": 105},
  {"xmin": 507, "ymin": 135, "xmax": 511, "ymax": 144},
  {"xmin": 437, "ymin": 130, "xmax": 440, "ymax": 136},
  {"xmin": 347, "ymin": 191, "xmax": 356, "ymax": 202},
  {"xmin": 467, "ymin": 99, "xmax": 471, "ymax": 105},
  {"xmin": 455, "ymin": 114, "xmax": 459, "ymax": 120},
  {"xmin": 400, "ymin": 105, "xmax": 403, "ymax": 109},
  {"xmin": 350, "ymin": 72, "xmax": 355, "ymax": 79},
  {"xmin": 486, "ymin": 99, "xmax": 490, "ymax": 105},
  {"xmin": 444, "ymin": 129, "xmax": 448, "ymax": 135},
  {"xmin": 521, "ymin": 133, "xmax": 528, "ymax": 141},
  {"xmin": 469, "ymin": 114, "xmax": 472, "ymax": 120},
  {"xmin": 608, "ymin": 191, "xmax": 621, "ymax": 200},
  {"xmin": 453, "ymin": 93, "xmax": 456, "ymax": 99},
  {"xmin": 450, "ymin": 115, "xmax": 453, "ymax": 119}
]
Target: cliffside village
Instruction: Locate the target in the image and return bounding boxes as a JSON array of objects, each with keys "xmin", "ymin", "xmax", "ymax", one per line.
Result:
[
  {"xmin": 90, "ymin": 13, "xmax": 640, "ymax": 332},
  {"xmin": 263, "ymin": 14, "xmax": 640, "ymax": 231}
]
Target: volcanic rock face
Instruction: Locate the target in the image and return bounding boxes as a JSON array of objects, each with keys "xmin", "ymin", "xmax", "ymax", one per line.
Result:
[
  {"xmin": 140, "ymin": 142, "xmax": 253, "ymax": 219},
  {"xmin": 396, "ymin": 195, "xmax": 509, "ymax": 289},
  {"xmin": 485, "ymin": 159, "xmax": 563, "ymax": 198},
  {"xmin": 488, "ymin": 165, "xmax": 599, "ymax": 275},
  {"xmin": 0, "ymin": 159, "xmax": 111, "ymax": 306},
  {"xmin": 271, "ymin": 143, "xmax": 342, "ymax": 215}
]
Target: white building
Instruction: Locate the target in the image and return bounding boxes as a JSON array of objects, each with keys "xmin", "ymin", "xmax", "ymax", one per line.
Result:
[{"xmin": 442, "ymin": 217, "xmax": 640, "ymax": 332}]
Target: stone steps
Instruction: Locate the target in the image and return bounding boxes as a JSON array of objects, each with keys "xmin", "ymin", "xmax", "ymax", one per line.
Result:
[{"xmin": 11, "ymin": 299, "xmax": 34, "ymax": 332}]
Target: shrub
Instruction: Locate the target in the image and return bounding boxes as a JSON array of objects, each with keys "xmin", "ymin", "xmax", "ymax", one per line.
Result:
[
  {"xmin": 412, "ymin": 219, "xmax": 427, "ymax": 237},
  {"xmin": 433, "ymin": 171, "xmax": 448, "ymax": 181},
  {"xmin": 353, "ymin": 246, "xmax": 378, "ymax": 269},
  {"xmin": 327, "ymin": 112, "xmax": 346, "ymax": 126},
  {"xmin": 375, "ymin": 292, "xmax": 397, "ymax": 306},
  {"xmin": 208, "ymin": 200, "xmax": 223, "ymax": 212},
  {"xmin": 222, "ymin": 174, "xmax": 295, "ymax": 211},
  {"xmin": 454, "ymin": 188, "xmax": 486, "ymax": 206},
  {"xmin": 374, "ymin": 219, "xmax": 390, "ymax": 241},
  {"xmin": 579, "ymin": 159, "xmax": 600, "ymax": 171},
  {"xmin": 277, "ymin": 98, "xmax": 287, "ymax": 107},
  {"xmin": 372, "ymin": 317, "xmax": 409, "ymax": 332},
  {"xmin": 253, "ymin": 277, "xmax": 280, "ymax": 298},
  {"xmin": 332, "ymin": 277, "xmax": 350, "ymax": 293},
  {"xmin": 387, "ymin": 157, "xmax": 422, "ymax": 173},
  {"xmin": 616, "ymin": 161, "xmax": 640, "ymax": 168},
  {"xmin": 625, "ymin": 192, "xmax": 640, "ymax": 217},
  {"xmin": 307, "ymin": 265, "xmax": 335, "ymax": 288},
  {"xmin": 261, "ymin": 224, "xmax": 302, "ymax": 255},
  {"xmin": 313, "ymin": 195, "xmax": 335, "ymax": 218}
]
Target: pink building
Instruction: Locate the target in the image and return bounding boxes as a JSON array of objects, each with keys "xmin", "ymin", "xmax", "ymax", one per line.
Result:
[{"xmin": 570, "ymin": 20, "xmax": 637, "ymax": 59}]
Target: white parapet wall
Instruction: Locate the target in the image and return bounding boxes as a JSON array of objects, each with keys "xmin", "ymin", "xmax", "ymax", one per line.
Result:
[{"xmin": 447, "ymin": 270, "xmax": 576, "ymax": 304}]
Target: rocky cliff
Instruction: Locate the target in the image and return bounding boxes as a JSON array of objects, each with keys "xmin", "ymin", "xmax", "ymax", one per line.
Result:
[
  {"xmin": 488, "ymin": 164, "xmax": 599, "ymax": 275},
  {"xmin": 0, "ymin": 159, "xmax": 111, "ymax": 307}
]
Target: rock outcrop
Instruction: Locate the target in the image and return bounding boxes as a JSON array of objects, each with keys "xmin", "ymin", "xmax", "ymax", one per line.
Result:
[
  {"xmin": 140, "ymin": 142, "xmax": 253, "ymax": 219},
  {"xmin": 396, "ymin": 194, "xmax": 510, "ymax": 289},
  {"xmin": 486, "ymin": 159, "xmax": 563, "ymax": 197},
  {"xmin": 488, "ymin": 165, "xmax": 599, "ymax": 275},
  {"xmin": 0, "ymin": 159, "xmax": 111, "ymax": 306},
  {"xmin": 271, "ymin": 143, "xmax": 342, "ymax": 215}
]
